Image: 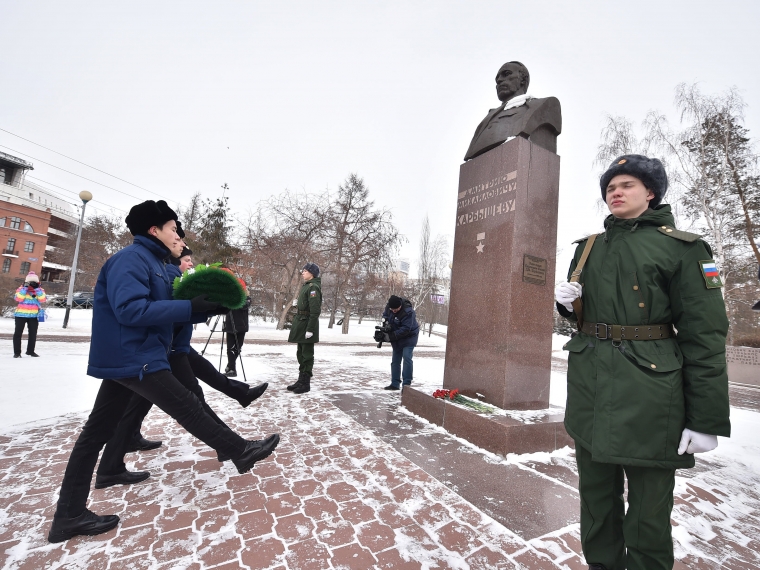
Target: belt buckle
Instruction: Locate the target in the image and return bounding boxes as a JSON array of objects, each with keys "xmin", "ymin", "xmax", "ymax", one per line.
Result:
[{"xmin": 595, "ymin": 323, "xmax": 609, "ymax": 340}]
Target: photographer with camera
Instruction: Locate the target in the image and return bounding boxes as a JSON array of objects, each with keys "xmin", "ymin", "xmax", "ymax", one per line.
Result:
[
  {"xmin": 13, "ymin": 271, "xmax": 46, "ymax": 358},
  {"xmin": 374, "ymin": 295, "xmax": 419, "ymax": 391}
]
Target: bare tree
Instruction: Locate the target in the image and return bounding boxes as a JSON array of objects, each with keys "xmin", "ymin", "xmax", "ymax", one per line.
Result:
[
  {"xmin": 326, "ymin": 174, "xmax": 401, "ymax": 334},
  {"xmin": 242, "ymin": 189, "xmax": 331, "ymax": 329},
  {"xmin": 410, "ymin": 215, "xmax": 449, "ymax": 334}
]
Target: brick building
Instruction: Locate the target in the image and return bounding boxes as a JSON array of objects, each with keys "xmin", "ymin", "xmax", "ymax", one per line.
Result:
[{"xmin": 0, "ymin": 151, "xmax": 78, "ymax": 284}]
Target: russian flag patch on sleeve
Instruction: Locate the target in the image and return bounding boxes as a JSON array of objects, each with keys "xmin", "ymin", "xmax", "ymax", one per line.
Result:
[{"xmin": 699, "ymin": 260, "xmax": 723, "ymax": 289}]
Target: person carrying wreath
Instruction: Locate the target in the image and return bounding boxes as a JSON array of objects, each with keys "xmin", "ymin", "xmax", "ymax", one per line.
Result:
[{"xmin": 286, "ymin": 263, "xmax": 322, "ymax": 394}]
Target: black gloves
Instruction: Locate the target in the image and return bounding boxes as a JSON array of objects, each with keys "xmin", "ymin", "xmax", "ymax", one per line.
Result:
[
  {"xmin": 387, "ymin": 331, "xmax": 397, "ymax": 341},
  {"xmin": 190, "ymin": 294, "xmax": 224, "ymax": 314}
]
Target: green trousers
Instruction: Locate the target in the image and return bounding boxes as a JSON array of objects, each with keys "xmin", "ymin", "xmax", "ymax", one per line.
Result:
[
  {"xmin": 296, "ymin": 343, "xmax": 314, "ymax": 376},
  {"xmin": 575, "ymin": 443, "xmax": 676, "ymax": 570}
]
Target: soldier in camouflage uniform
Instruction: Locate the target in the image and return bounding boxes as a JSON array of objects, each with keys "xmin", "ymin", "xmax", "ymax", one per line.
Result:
[
  {"xmin": 555, "ymin": 155, "xmax": 731, "ymax": 570},
  {"xmin": 287, "ymin": 263, "xmax": 322, "ymax": 394}
]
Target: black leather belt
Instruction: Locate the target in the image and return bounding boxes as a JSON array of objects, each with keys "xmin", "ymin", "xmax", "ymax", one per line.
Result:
[{"xmin": 580, "ymin": 322, "xmax": 673, "ymax": 341}]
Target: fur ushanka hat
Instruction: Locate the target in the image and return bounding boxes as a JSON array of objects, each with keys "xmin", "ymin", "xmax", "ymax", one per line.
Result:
[
  {"xmin": 125, "ymin": 200, "xmax": 178, "ymax": 236},
  {"xmin": 600, "ymin": 154, "xmax": 668, "ymax": 208}
]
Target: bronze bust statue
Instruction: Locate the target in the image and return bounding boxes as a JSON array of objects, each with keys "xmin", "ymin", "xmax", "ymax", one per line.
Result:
[{"xmin": 464, "ymin": 61, "xmax": 562, "ymax": 161}]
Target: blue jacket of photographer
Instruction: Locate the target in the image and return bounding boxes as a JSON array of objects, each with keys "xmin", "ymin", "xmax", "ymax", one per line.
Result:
[{"xmin": 382, "ymin": 298, "xmax": 420, "ymax": 349}]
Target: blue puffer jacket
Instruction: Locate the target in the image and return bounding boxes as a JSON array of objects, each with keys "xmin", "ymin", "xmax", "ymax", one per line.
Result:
[
  {"xmin": 87, "ymin": 236, "xmax": 194, "ymax": 380},
  {"xmin": 382, "ymin": 298, "xmax": 420, "ymax": 349}
]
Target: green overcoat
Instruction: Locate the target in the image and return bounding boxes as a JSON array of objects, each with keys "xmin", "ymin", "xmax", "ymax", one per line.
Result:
[
  {"xmin": 287, "ymin": 277, "xmax": 322, "ymax": 344},
  {"xmin": 560, "ymin": 205, "xmax": 730, "ymax": 469}
]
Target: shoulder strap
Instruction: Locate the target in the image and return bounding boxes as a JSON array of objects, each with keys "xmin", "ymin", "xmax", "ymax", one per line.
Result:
[{"xmin": 569, "ymin": 233, "xmax": 600, "ymax": 329}]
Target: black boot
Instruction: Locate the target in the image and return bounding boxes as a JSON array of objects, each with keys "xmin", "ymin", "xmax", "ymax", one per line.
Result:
[
  {"xmin": 224, "ymin": 366, "xmax": 237, "ymax": 377},
  {"xmin": 128, "ymin": 435, "xmax": 163, "ymax": 452},
  {"xmin": 287, "ymin": 372, "xmax": 306, "ymax": 391},
  {"xmin": 291, "ymin": 373, "xmax": 311, "ymax": 394},
  {"xmin": 232, "ymin": 434, "xmax": 280, "ymax": 473},
  {"xmin": 238, "ymin": 383, "xmax": 268, "ymax": 407},
  {"xmin": 48, "ymin": 509, "xmax": 120, "ymax": 543},
  {"xmin": 95, "ymin": 470, "xmax": 150, "ymax": 489}
]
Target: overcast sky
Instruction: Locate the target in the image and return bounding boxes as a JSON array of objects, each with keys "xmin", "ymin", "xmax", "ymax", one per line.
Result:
[{"xmin": 2, "ymin": 1, "xmax": 759, "ymax": 276}]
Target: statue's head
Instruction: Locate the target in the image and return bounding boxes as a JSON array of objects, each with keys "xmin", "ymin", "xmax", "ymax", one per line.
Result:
[{"xmin": 495, "ymin": 61, "xmax": 530, "ymax": 102}]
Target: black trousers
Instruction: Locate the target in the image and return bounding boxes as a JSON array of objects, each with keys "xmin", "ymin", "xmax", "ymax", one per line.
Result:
[
  {"xmin": 187, "ymin": 348, "xmax": 249, "ymax": 400},
  {"xmin": 97, "ymin": 352, "xmax": 234, "ymax": 477},
  {"xmin": 13, "ymin": 317, "xmax": 38, "ymax": 355},
  {"xmin": 225, "ymin": 332, "xmax": 246, "ymax": 370},
  {"xmin": 54, "ymin": 368, "xmax": 247, "ymax": 519}
]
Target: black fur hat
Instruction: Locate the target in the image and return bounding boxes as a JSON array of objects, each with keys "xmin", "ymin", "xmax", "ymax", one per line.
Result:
[
  {"xmin": 176, "ymin": 221, "xmax": 185, "ymax": 239},
  {"xmin": 125, "ymin": 200, "xmax": 178, "ymax": 236},
  {"xmin": 600, "ymin": 155, "xmax": 668, "ymax": 208},
  {"xmin": 387, "ymin": 295, "xmax": 403, "ymax": 309},
  {"xmin": 302, "ymin": 262, "xmax": 320, "ymax": 278}
]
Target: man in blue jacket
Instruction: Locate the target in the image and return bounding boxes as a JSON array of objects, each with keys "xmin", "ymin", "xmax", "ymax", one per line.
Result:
[
  {"xmin": 378, "ymin": 295, "xmax": 420, "ymax": 391},
  {"xmin": 97, "ymin": 246, "xmax": 270, "ymax": 482},
  {"xmin": 48, "ymin": 200, "xmax": 279, "ymax": 543}
]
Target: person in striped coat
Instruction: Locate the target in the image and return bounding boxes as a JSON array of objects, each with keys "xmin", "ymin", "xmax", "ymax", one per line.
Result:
[{"xmin": 13, "ymin": 271, "xmax": 46, "ymax": 357}]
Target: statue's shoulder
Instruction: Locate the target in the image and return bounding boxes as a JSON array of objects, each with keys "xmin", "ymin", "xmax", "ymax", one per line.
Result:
[{"xmin": 525, "ymin": 96, "xmax": 562, "ymax": 134}]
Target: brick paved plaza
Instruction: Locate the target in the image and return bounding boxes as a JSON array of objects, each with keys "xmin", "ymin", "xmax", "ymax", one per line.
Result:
[{"xmin": 1, "ymin": 338, "xmax": 759, "ymax": 569}]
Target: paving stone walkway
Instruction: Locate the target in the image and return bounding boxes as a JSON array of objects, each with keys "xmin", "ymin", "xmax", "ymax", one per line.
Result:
[{"xmin": 1, "ymin": 342, "xmax": 759, "ymax": 569}]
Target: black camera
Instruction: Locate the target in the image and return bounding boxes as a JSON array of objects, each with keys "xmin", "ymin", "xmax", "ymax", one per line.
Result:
[{"xmin": 374, "ymin": 321, "xmax": 391, "ymax": 348}]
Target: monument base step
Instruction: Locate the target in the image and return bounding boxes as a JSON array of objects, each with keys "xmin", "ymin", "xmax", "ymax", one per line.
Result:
[{"xmin": 401, "ymin": 386, "xmax": 574, "ymax": 456}]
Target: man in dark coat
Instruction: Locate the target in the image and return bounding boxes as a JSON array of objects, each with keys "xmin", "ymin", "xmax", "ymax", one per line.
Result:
[
  {"xmin": 95, "ymin": 245, "xmax": 269, "ymax": 485},
  {"xmin": 555, "ymin": 155, "xmax": 730, "ymax": 570},
  {"xmin": 286, "ymin": 263, "xmax": 322, "ymax": 394},
  {"xmin": 378, "ymin": 295, "xmax": 420, "ymax": 391},
  {"xmin": 47, "ymin": 200, "xmax": 279, "ymax": 543}
]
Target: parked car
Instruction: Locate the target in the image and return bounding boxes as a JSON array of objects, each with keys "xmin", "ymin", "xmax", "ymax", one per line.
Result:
[{"xmin": 50, "ymin": 292, "xmax": 95, "ymax": 308}]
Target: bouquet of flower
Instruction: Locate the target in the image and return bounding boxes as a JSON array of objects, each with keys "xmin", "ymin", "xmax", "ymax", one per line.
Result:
[
  {"xmin": 432, "ymin": 388, "xmax": 495, "ymax": 414},
  {"xmin": 173, "ymin": 263, "xmax": 247, "ymax": 310}
]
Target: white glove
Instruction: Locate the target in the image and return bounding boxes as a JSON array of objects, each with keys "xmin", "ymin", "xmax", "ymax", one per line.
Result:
[
  {"xmin": 677, "ymin": 428, "xmax": 718, "ymax": 455},
  {"xmin": 304, "ymin": 332, "xmax": 313, "ymax": 339},
  {"xmin": 555, "ymin": 281, "xmax": 583, "ymax": 312}
]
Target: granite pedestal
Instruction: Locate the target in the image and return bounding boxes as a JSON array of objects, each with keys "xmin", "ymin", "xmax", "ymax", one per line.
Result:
[{"xmin": 403, "ymin": 136, "xmax": 569, "ymax": 454}]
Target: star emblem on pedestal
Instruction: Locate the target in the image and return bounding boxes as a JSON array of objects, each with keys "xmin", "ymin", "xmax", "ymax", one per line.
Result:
[{"xmin": 476, "ymin": 241, "xmax": 484, "ymax": 253}]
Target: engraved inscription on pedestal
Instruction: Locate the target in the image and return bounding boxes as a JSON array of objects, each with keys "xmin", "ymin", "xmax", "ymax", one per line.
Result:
[
  {"xmin": 522, "ymin": 255, "xmax": 547, "ymax": 286},
  {"xmin": 456, "ymin": 171, "xmax": 517, "ymax": 227}
]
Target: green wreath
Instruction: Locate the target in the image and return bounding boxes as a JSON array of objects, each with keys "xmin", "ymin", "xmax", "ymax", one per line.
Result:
[{"xmin": 173, "ymin": 263, "xmax": 246, "ymax": 310}]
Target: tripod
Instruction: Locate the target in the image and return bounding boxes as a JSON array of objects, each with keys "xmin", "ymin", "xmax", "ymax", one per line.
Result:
[{"xmin": 200, "ymin": 311, "xmax": 247, "ymax": 382}]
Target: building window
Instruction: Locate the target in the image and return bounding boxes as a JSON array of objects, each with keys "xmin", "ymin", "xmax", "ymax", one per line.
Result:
[
  {"xmin": 2, "ymin": 259, "xmax": 10, "ymax": 273},
  {"xmin": 24, "ymin": 241, "xmax": 34, "ymax": 252},
  {"xmin": 0, "ymin": 217, "xmax": 5, "ymax": 227},
  {"xmin": 9, "ymin": 217, "xmax": 20, "ymax": 230},
  {"xmin": 6, "ymin": 238, "xmax": 16, "ymax": 252},
  {"xmin": 24, "ymin": 222, "xmax": 33, "ymax": 233},
  {"xmin": 19, "ymin": 261, "xmax": 30, "ymax": 276}
]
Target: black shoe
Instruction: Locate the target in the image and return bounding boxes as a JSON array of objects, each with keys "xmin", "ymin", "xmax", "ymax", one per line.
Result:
[
  {"xmin": 384, "ymin": 384, "xmax": 400, "ymax": 391},
  {"xmin": 287, "ymin": 373, "xmax": 305, "ymax": 391},
  {"xmin": 218, "ymin": 433, "xmax": 278, "ymax": 462},
  {"xmin": 224, "ymin": 367, "xmax": 237, "ymax": 377},
  {"xmin": 13, "ymin": 354, "xmax": 21, "ymax": 358},
  {"xmin": 127, "ymin": 435, "xmax": 163, "ymax": 452},
  {"xmin": 291, "ymin": 374, "xmax": 311, "ymax": 394},
  {"xmin": 588, "ymin": 565, "xmax": 608, "ymax": 570},
  {"xmin": 94, "ymin": 470, "xmax": 150, "ymax": 489},
  {"xmin": 238, "ymin": 382, "xmax": 268, "ymax": 408},
  {"xmin": 26, "ymin": 352, "xmax": 39, "ymax": 357},
  {"xmin": 232, "ymin": 434, "xmax": 280, "ymax": 474},
  {"xmin": 48, "ymin": 509, "xmax": 120, "ymax": 543}
]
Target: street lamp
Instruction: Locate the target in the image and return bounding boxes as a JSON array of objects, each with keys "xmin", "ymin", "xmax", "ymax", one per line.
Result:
[{"xmin": 62, "ymin": 191, "xmax": 92, "ymax": 329}]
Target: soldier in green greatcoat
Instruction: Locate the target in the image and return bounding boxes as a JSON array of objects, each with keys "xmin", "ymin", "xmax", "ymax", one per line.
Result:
[
  {"xmin": 554, "ymin": 155, "xmax": 731, "ymax": 570},
  {"xmin": 287, "ymin": 263, "xmax": 322, "ymax": 394}
]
